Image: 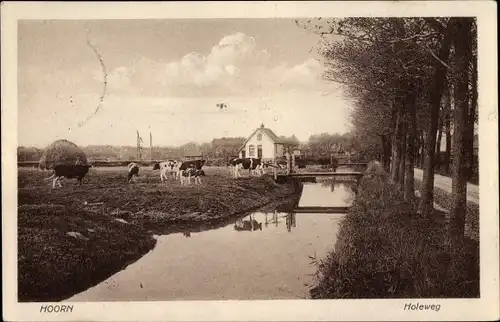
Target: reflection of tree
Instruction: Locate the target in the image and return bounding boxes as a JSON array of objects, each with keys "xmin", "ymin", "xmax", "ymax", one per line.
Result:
[
  {"xmin": 320, "ymin": 179, "xmax": 336, "ymax": 192},
  {"xmin": 264, "ymin": 210, "xmax": 283, "ymax": 227},
  {"xmin": 263, "ymin": 211, "xmax": 297, "ymax": 232},
  {"xmin": 285, "ymin": 213, "xmax": 296, "ymax": 232},
  {"xmin": 234, "ymin": 214, "xmax": 263, "ymax": 232}
]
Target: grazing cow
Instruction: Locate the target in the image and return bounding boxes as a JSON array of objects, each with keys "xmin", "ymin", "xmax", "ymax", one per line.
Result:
[
  {"xmin": 45, "ymin": 164, "xmax": 92, "ymax": 188},
  {"xmin": 128, "ymin": 162, "xmax": 140, "ymax": 183},
  {"xmin": 272, "ymin": 159, "xmax": 287, "ymax": 169},
  {"xmin": 152, "ymin": 160, "xmax": 182, "ymax": 182},
  {"xmin": 178, "ymin": 160, "xmax": 206, "ymax": 185},
  {"xmin": 178, "ymin": 159, "xmax": 206, "ymax": 171},
  {"xmin": 228, "ymin": 158, "xmax": 263, "ymax": 178},
  {"xmin": 180, "ymin": 166, "xmax": 205, "ymax": 185}
]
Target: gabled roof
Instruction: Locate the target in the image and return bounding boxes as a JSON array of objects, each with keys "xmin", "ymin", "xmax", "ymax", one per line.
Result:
[
  {"xmin": 237, "ymin": 125, "xmax": 285, "ymax": 152},
  {"xmin": 261, "ymin": 128, "xmax": 283, "ymax": 143}
]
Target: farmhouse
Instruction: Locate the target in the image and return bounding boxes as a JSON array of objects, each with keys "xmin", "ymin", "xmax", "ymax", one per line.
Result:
[
  {"xmin": 238, "ymin": 124, "xmax": 296, "ymax": 162},
  {"xmin": 182, "ymin": 148, "xmax": 203, "ymax": 161}
]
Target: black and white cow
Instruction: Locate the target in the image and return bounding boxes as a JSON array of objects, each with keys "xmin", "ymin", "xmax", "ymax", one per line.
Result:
[
  {"xmin": 179, "ymin": 159, "xmax": 206, "ymax": 171},
  {"xmin": 127, "ymin": 162, "xmax": 140, "ymax": 183},
  {"xmin": 228, "ymin": 158, "xmax": 263, "ymax": 178},
  {"xmin": 180, "ymin": 167, "xmax": 205, "ymax": 185},
  {"xmin": 45, "ymin": 164, "xmax": 92, "ymax": 188},
  {"xmin": 152, "ymin": 160, "xmax": 182, "ymax": 182},
  {"xmin": 178, "ymin": 159, "xmax": 206, "ymax": 185}
]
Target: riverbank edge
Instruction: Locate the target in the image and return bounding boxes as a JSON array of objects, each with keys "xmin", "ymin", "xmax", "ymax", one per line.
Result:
[{"xmin": 18, "ymin": 177, "xmax": 301, "ymax": 302}]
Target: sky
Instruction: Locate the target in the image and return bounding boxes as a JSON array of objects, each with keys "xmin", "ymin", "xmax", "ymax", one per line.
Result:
[{"xmin": 18, "ymin": 19, "xmax": 352, "ymax": 148}]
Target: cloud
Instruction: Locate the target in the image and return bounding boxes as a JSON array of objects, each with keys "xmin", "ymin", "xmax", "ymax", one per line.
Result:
[
  {"xmin": 103, "ymin": 32, "xmax": 325, "ymax": 97},
  {"xmin": 105, "ymin": 66, "xmax": 132, "ymax": 89},
  {"xmin": 267, "ymin": 58, "xmax": 323, "ymax": 90}
]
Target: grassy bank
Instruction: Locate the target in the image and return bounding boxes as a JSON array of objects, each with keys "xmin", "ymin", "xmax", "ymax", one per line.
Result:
[
  {"xmin": 18, "ymin": 166, "xmax": 299, "ymax": 301},
  {"xmin": 18, "ymin": 205, "xmax": 156, "ymax": 302},
  {"xmin": 310, "ymin": 173, "xmax": 479, "ymax": 299}
]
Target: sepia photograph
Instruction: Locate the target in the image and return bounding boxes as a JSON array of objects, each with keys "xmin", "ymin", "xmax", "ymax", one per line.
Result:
[{"xmin": 2, "ymin": 1, "xmax": 499, "ymax": 321}]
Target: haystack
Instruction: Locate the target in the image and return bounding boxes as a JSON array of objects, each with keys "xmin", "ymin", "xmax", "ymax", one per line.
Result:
[{"xmin": 39, "ymin": 139, "xmax": 88, "ymax": 170}]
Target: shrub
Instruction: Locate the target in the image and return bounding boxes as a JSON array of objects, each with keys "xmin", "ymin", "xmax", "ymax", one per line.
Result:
[{"xmin": 310, "ymin": 170, "xmax": 479, "ymax": 299}]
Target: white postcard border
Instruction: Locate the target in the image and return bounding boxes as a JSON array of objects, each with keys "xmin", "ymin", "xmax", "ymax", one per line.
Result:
[{"xmin": 2, "ymin": 1, "xmax": 498, "ymax": 321}]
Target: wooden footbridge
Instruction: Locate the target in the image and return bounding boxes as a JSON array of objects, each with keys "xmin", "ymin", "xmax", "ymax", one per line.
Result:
[
  {"xmin": 290, "ymin": 206, "xmax": 351, "ymax": 214},
  {"xmin": 272, "ymin": 161, "xmax": 366, "ymax": 183},
  {"xmin": 271, "ymin": 158, "xmax": 367, "ymax": 214},
  {"xmin": 285, "ymin": 171, "xmax": 363, "ymax": 178}
]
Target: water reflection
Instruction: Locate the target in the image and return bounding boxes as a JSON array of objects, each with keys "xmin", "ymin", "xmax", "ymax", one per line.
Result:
[
  {"xmin": 234, "ymin": 214, "xmax": 263, "ymax": 231},
  {"xmin": 299, "ymin": 181, "xmax": 354, "ymax": 208},
  {"xmin": 286, "ymin": 213, "xmax": 296, "ymax": 232},
  {"xmin": 320, "ymin": 181, "xmax": 336, "ymax": 192},
  {"xmin": 256, "ymin": 211, "xmax": 298, "ymax": 232},
  {"xmin": 67, "ymin": 181, "xmax": 355, "ymax": 302},
  {"xmin": 68, "ymin": 211, "xmax": 344, "ymax": 301}
]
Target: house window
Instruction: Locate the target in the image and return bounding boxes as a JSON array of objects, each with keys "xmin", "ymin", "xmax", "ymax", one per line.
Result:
[
  {"xmin": 249, "ymin": 145, "xmax": 255, "ymax": 157},
  {"xmin": 257, "ymin": 133, "xmax": 262, "ymax": 141}
]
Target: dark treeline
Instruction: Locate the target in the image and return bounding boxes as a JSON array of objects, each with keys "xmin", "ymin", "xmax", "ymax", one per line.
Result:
[
  {"xmin": 18, "ymin": 132, "xmax": 361, "ymax": 162},
  {"xmin": 298, "ymin": 17, "xmax": 478, "ymax": 245}
]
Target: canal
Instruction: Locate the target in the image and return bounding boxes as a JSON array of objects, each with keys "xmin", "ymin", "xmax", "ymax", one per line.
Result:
[{"xmin": 67, "ymin": 180, "xmax": 355, "ymax": 301}]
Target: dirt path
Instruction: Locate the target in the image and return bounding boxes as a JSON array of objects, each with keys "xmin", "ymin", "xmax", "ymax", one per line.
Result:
[{"xmin": 414, "ymin": 168, "xmax": 479, "ymax": 205}]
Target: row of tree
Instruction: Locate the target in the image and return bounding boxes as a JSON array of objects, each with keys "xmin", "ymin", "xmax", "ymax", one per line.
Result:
[
  {"xmin": 18, "ymin": 132, "xmax": 359, "ymax": 162},
  {"xmin": 300, "ymin": 17, "xmax": 477, "ymax": 245}
]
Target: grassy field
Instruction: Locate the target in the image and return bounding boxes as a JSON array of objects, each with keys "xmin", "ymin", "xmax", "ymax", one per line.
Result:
[{"xmin": 17, "ymin": 166, "xmax": 298, "ymax": 302}]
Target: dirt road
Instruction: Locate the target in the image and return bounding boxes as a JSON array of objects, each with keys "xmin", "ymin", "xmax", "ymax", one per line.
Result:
[{"xmin": 414, "ymin": 168, "xmax": 479, "ymax": 205}]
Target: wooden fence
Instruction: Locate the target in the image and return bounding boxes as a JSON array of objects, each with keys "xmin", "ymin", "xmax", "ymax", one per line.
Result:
[{"xmin": 17, "ymin": 160, "xmax": 164, "ymax": 168}]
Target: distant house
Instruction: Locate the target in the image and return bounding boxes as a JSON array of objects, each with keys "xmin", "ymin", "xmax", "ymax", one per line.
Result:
[
  {"xmin": 238, "ymin": 124, "xmax": 290, "ymax": 161},
  {"xmin": 182, "ymin": 148, "xmax": 203, "ymax": 161}
]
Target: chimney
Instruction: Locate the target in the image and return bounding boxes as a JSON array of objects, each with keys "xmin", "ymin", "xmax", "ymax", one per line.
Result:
[{"xmin": 260, "ymin": 123, "xmax": 265, "ymax": 129}]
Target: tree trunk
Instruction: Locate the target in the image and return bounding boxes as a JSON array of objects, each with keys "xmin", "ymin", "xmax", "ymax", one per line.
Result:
[
  {"xmin": 419, "ymin": 131, "xmax": 426, "ymax": 168},
  {"xmin": 398, "ymin": 112, "xmax": 407, "ymax": 190},
  {"xmin": 435, "ymin": 109, "xmax": 443, "ymax": 171},
  {"xmin": 390, "ymin": 100, "xmax": 402, "ymax": 183},
  {"xmin": 449, "ymin": 18, "xmax": 473, "ymax": 245},
  {"xmin": 381, "ymin": 135, "xmax": 392, "ymax": 172},
  {"xmin": 404, "ymin": 88, "xmax": 417, "ymax": 200},
  {"xmin": 414, "ymin": 135, "xmax": 419, "ymax": 167},
  {"xmin": 444, "ymin": 83, "xmax": 452, "ymax": 175},
  {"xmin": 419, "ymin": 19, "xmax": 456, "ymax": 214},
  {"xmin": 465, "ymin": 49, "xmax": 478, "ymax": 181}
]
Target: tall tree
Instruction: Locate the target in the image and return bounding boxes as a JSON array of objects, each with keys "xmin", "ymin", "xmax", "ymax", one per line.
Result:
[
  {"xmin": 404, "ymin": 82, "xmax": 418, "ymax": 200},
  {"xmin": 419, "ymin": 19, "xmax": 456, "ymax": 214},
  {"xmin": 443, "ymin": 81, "xmax": 452, "ymax": 174},
  {"xmin": 465, "ymin": 23, "xmax": 478, "ymax": 181},
  {"xmin": 449, "ymin": 18, "xmax": 473, "ymax": 245}
]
